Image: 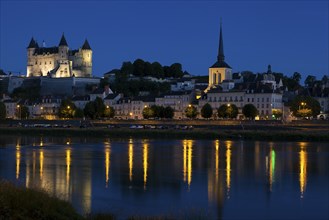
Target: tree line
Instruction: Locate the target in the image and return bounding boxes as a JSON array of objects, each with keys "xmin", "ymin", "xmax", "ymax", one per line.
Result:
[{"xmin": 118, "ymin": 59, "xmax": 188, "ymax": 79}]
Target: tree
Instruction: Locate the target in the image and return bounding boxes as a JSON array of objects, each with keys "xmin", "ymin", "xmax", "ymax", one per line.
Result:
[
  {"xmin": 322, "ymin": 75, "xmax": 328, "ymax": 85},
  {"xmin": 217, "ymin": 105, "xmax": 227, "ymax": 118},
  {"xmin": 151, "ymin": 62, "xmax": 164, "ymax": 78},
  {"xmin": 217, "ymin": 104, "xmax": 238, "ymax": 119},
  {"xmin": 121, "ymin": 61, "xmax": 134, "ymax": 75},
  {"xmin": 185, "ymin": 105, "xmax": 198, "ymax": 119},
  {"xmin": 201, "ymin": 103, "xmax": 213, "ymax": 119},
  {"xmin": 304, "ymin": 75, "xmax": 316, "ymax": 88},
  {"xmin": 0, "ymin": 101, "xmax": 6, "ymax": 119},
  {"xmin": 84, "ymin": 101, "xmax": 96, "ymax": 119},
  {"xmin": 291, "ymin": 72, "xmax": 301, "ymax": 83},
  {"xmin": 289, "ymin": 95, "xmax": 321, "ymax": 118},
  {"xmin": 272, "ymin": 109, "xmax": 283, "ymax": 119},
  {"xmin": 74, "ymin": 108, "xmax": 84, "ymax": 118},
  {"xmin": 169, "ymin": 63, "xmax": 184, "ymax": 78},
  {"xmin": 104, "ymin": 106, "xmax": 115, "ymax": 118},
  {"xmin": 133, "ymin": 59, "xmax": 145, "ymax": 77},
  {"xmin": 243, "ymin": 104, "xmax": 258, "ymax": 120},
  {"xmin": 142, "ymin": 106, "xmax": 154, "ymax": 119},
  {"xmin": 94, "ymin": 97, "xmax": 106, "ymax": 118},
  {"xmin": 20, "ymin": 106, "xmax": 29, "ymax": 119},
  {"xmin": 58, "ymin": 99, "xmax": 76, "ymax": 118},
  {"xmin": 163, "ymin": 106, "xmax": 174, "ymax": 119},
  {"xmin": 144, "ymin": 62, "xmax": 153, "ymax": 76}
]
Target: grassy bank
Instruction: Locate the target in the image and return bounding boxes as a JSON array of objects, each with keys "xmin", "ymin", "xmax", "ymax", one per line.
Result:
[
  {"xmin": 0, "ymin": 181, "xmax": 206, "ymax": 220},
  {"xmin": 0, "ymin": 126, "xmax": 328, "ymax": 141},
  {"xmin": 0, "ymin": 181, "xmax": 84, "ymax": 220}
]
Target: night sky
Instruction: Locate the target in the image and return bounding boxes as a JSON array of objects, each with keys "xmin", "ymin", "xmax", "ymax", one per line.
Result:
[{"xmin": 0, "ymin": 1, "xmax": 328, "ymax": 81}]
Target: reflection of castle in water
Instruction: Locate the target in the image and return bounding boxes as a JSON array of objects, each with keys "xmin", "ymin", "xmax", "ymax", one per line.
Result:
[{"xmin": 10, "ymin": 136, "xmax": 320, "ymax": 218}]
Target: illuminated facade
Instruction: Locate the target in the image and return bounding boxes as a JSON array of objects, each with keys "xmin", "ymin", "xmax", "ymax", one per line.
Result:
[{"xmin": 26, "ymin": 34, "xmax": 92, "ymax": 78}]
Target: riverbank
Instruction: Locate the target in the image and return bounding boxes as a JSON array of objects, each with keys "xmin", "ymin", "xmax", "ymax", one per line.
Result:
[
  {"xmin": 0, "ymin": 181, "xmax": 201, "ymax": 220},
  {"xmin": 0, "ymin": 124, "xmax": 328, "ymax": 141}
]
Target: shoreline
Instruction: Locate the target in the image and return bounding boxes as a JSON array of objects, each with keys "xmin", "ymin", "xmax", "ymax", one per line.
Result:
[{"xmin": 1, "ymin": 126, "xmax": 328, "ymax": 141}]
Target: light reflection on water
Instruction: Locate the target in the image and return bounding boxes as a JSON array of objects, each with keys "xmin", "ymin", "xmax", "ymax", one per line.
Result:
[{"xmin": 1, "ymin": 137, "xmax": 328, "ymax": 219}]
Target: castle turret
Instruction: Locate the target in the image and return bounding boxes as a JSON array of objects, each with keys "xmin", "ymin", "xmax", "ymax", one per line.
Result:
[
  {"xmin": 81, "ymin": 39, "xmax": 92, "ymax": 77},
  {"xmin": 27, "ymin": 37, "xmax": 37, "ymax": 77},
  {"xmin": 58, "ymin": 33, "xmax": 69, "ymax": 59},
  {"xmin": 55, "ymin": 33, "xmax": 71, "ymax": 77},
  {"xmin": 207, "ymin": 21, "xmax": 232, "ymax": 91}
]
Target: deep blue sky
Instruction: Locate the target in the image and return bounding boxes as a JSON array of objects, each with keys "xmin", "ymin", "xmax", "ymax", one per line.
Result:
[{"xmin": 0, "ymin": 1, "xmax": 328, "ymax": 81}]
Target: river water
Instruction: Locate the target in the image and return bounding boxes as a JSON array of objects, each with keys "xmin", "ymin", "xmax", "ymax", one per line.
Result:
[{"xmin": 0, "ymin": 136, "xmax": 328, "ymax": 219}]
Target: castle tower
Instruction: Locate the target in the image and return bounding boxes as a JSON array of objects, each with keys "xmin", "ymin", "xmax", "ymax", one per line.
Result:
[
  {"xmin": 56, "ymin": 33, "xmax": 71, "ymax": 77},
  {"xmin": 26, "ymin": 37, "xmax": 37, "ymax": 77},
  {"xmin": 207, "ymin": 21, "xmax": 232, "ymax": 91},
  {"xmin": 58, "ymin": 33, "xmax": 69, "ymax": 60},
  {"xmin": 81, "ymin": 39, "xmax": 92, "ymax": 77}
]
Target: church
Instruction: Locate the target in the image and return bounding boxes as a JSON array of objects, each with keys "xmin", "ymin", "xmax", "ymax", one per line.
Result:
[
  {"xmin": 26, "ymin": 34, "xmax": 92, "ymax": 78},
  {"xmin": 206, "ymin": 22, "xmax": 232, "ymax": 92}
]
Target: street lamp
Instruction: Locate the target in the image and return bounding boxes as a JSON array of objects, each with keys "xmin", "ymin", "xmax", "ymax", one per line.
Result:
[
  {"xmin": 16, "ymin": 105, "xmax": 21, "ymax": 120},
  {"xmin": 299, "ymin": 102, "xmax": 306, "ymax": 110}
]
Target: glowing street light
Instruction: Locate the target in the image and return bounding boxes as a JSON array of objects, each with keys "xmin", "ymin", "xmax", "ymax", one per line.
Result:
[{"xmin": 16, "ymin": 105, "xmax": 21, "ymax": 120}]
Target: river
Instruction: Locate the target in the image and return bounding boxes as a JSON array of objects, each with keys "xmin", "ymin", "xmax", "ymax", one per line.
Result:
[{"xmin": 0, "ymin": 136, "xmax": 328, "ymax": 219}]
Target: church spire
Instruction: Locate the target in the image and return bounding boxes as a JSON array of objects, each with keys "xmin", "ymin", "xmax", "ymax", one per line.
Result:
[
  {"xmin": 59, "ymin": 33, "xmax": 68, "ymax": 46},
  {"xmin": 217, "ymin": 19, "xmax": 225, "ymax": 62}
]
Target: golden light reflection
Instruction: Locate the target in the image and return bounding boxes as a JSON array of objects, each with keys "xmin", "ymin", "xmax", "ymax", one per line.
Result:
[
  {"xmin": 66, "ymin": 149, "xmax": 71, "ymax": 183},
  {"xmin": 40, "ymin": 150, "xmax": 44, "ymax": 179},
  {"xmin": 215, "ymin": 140, "xmax": 219, "ymax": 179},
  {"xmin": 33, "ymin": 151, "xmax": 36, "ymax": 178},
  {"xmin": 143, "ymin": 140, "xmax": 149, "ymax": 189},
  {"xmin": 225, "ymin": 141, "xmax": 231, "ymax": 198},
  {"xmin": 15, "ymin": 138, "xmax": 21, "ymax": 179},
  {"xmin": 183, "ymin": 140, "xmax": 187, "ymax": 182},
  {"xmin": 16, "ymin": 150, "xmax": 20, "ymax": 179},
  {"xmin": 183, "ymin": 140, "xmax": 193, "ymax": 188},
  {"xmin": 105, "ymin": 144, "xmax": 111, "ymax": 187},
  {"xmin": 299, "ymin": 146, "xmax": 307, "ymax": 198},
  {"xmin": 129, "ymin": 139, "xmax": 133, "ymax": 181}
]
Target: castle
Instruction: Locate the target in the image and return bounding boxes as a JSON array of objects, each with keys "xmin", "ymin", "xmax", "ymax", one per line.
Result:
[{"xmin": 26, "ymin": 34, "xmax": 92, "ymax": 78}]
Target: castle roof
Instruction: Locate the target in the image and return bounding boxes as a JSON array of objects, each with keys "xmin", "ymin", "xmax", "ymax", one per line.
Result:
[
  {"xmin": 82, "ymin": 39, "xmax": 91, "ymax": 50},
  {"xmin": 59, "ymin": 33, "xmax": 68, "ymax": 46},
  {"xmin": 27, "ymin": 37, "xmax": 38, "ymax": 49},
  {"xmin": 34, "ymin": 47, "xmax": 59, "ymax": 55}
]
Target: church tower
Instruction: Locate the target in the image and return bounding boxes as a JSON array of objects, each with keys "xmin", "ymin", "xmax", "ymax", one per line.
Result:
[
  {"xmin": 207, "ymin": 21, "xmax": 232, "ymax": 91},
  {"xmin": 81, "ymin": 39, "xmax": 92, "ymax": 77}
]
